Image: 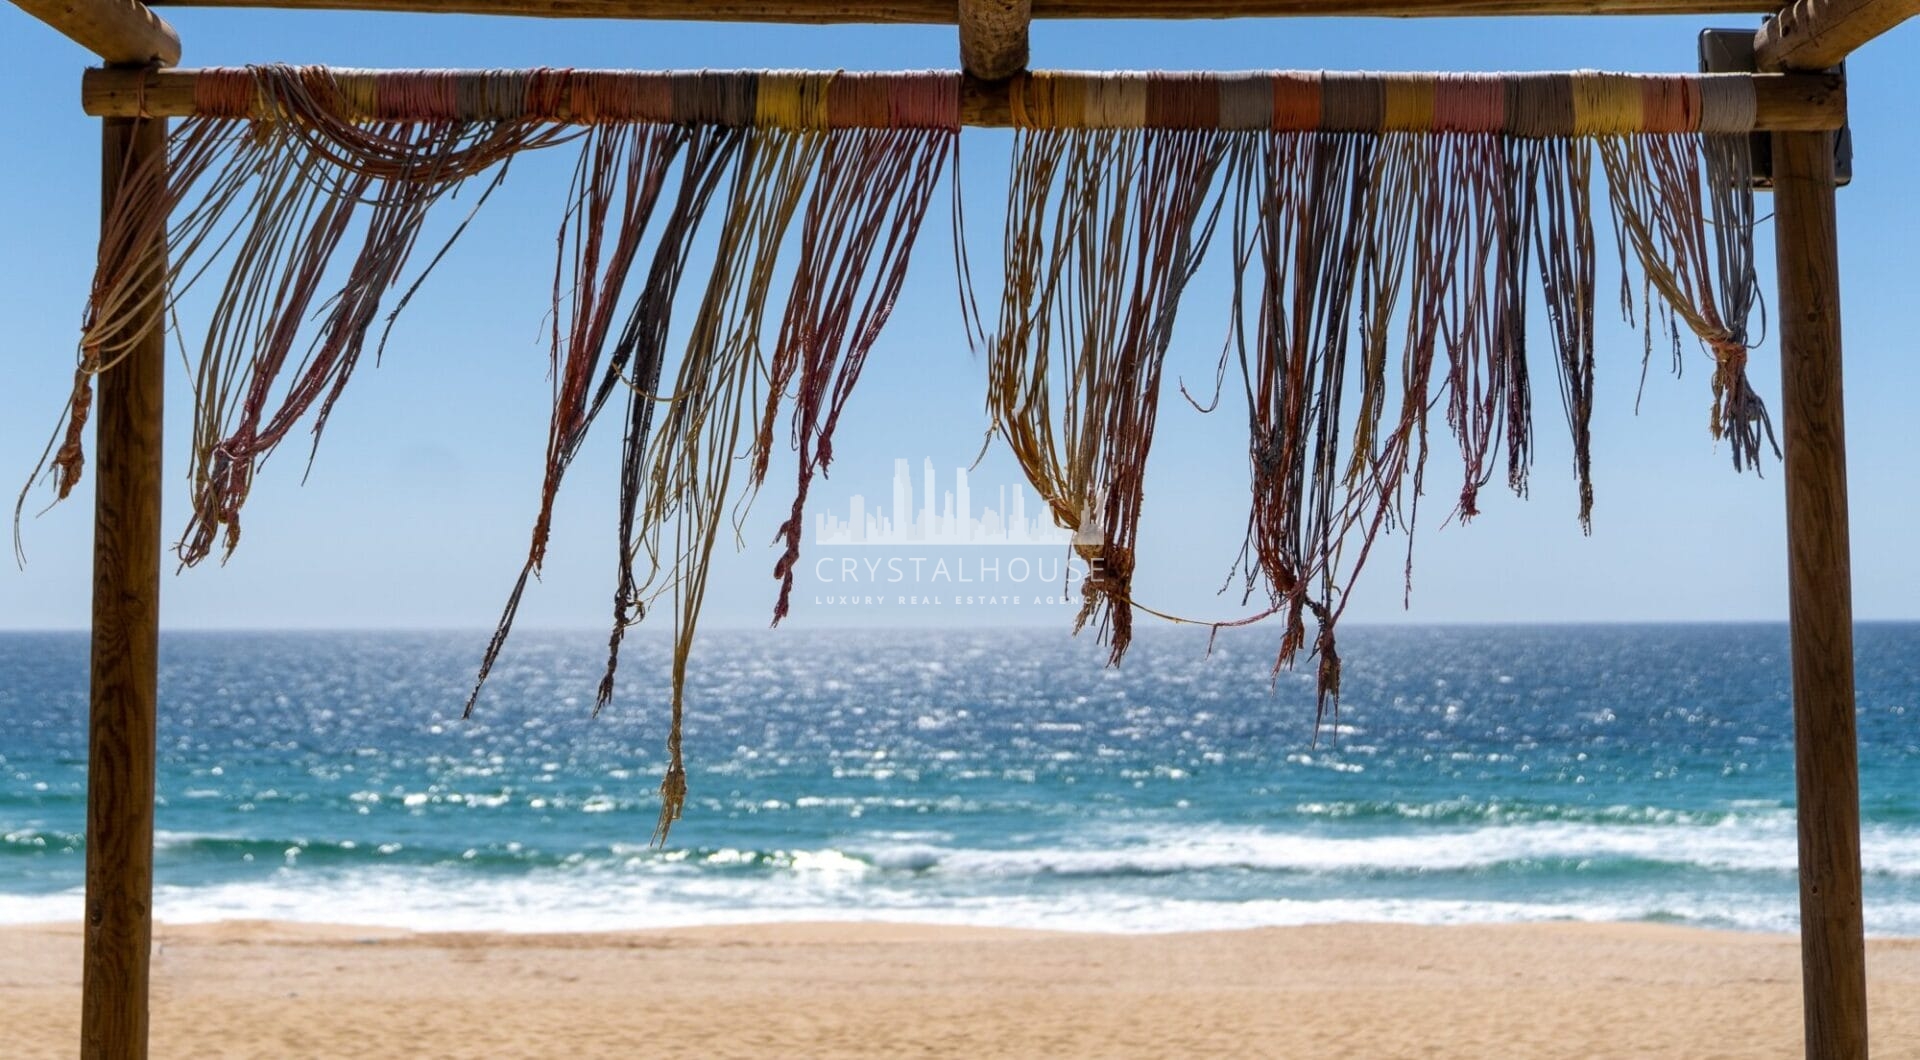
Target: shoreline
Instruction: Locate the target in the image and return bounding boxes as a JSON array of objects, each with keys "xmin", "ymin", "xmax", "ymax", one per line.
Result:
[
  {"xmin": 7, "ymin": 914, "xmax": 1920, "ymax": 941},
  {"xmin": 6, "ymin": 919, "xmax": 1918, "ymax": 1057}
]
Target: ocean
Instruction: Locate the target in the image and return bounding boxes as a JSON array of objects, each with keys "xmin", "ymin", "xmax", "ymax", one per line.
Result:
[{"xmin": 2, "ymin": 624, "xmax": 1916, "ymax": 935}]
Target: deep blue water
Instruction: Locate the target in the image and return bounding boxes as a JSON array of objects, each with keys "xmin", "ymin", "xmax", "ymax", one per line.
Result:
[{"xmin": 2, "ymin": 625, "xmax": 1916, "ymax": 933}]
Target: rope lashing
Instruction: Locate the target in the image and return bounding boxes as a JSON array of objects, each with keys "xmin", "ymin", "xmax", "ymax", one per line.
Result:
[{"xmin": 164, "ymin": 66, "xmax": 1770, "ymax": 134}]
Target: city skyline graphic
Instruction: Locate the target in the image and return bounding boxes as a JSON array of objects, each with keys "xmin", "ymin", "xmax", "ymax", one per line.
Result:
[{"xmin": 814, "ymin": 458, "xmax": 1074, "ymax": 547}]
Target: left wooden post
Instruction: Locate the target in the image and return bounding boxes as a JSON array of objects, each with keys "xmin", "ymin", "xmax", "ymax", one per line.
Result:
[{"xmin": 83, "ymin": 110, "xmax": 167, "ymax": 1060}]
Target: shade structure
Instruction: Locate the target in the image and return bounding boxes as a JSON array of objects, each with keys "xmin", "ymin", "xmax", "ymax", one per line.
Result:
[
  {"xmin": 42, "ymin": 60, "xmax": 1810, "ymax": 784},
  {"xmin": 0, "ymin": 0, "xmax": 1893, "ymax": 1052},
  {"xmin": 32, "ymin": 60, "xmax": 1875, "ymax": 1060}
]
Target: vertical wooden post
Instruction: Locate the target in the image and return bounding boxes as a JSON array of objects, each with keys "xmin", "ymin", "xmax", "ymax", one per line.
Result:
[
  {"xmin": 957, "ymin": 0, "xmax": 1031, "ymax": 80},
  {"xmin": 1773, "ymin": 128, "xmax": 1869, "ymax": 1060},
  {"xmin": 82, "ymin": 113, "xmax": 167, "ymax": 1060}
]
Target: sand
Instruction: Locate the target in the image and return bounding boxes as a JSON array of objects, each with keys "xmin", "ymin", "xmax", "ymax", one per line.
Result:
[{"xmin": 3, "ymin": 920, "xmax": 1917, "ymax": 1058}]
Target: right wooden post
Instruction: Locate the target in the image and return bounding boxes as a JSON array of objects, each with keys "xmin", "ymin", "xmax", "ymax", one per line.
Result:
[{"xmin": 1772, "ymin": 127, "xmax": 1869, "ymax": 1060}]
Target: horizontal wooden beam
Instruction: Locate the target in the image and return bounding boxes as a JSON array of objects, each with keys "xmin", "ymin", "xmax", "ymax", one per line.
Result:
[
  {"xmin": 10, "ymin": 0, "xmax": 182, "ymax": 66},
  {"xmin": 140, "ymin": 0, "xmax": 1777, "ymax": 20},
  {"xmin": 81, "ymin": 67, "xmax": 1849, "ymax": 132},
  {"xmin": 1755, "ymin": 0, "xmax": 1920, "ymax": 69}
]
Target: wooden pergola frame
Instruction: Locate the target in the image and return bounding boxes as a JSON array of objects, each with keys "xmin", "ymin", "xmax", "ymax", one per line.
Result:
[{"xmin": 7, "ymin": 0, "xmax": 1915, "ymax": 1055}]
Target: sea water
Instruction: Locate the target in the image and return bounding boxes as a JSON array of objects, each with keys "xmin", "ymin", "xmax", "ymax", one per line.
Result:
[{"xmin": 2, "ymin": 624, "xmax": 1916, "ymax": 934}]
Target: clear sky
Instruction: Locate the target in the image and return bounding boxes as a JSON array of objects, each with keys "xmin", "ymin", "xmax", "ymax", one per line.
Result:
[{"xmin": 0, "ymin": 9, "xmax": 1915, "ymax": 633}]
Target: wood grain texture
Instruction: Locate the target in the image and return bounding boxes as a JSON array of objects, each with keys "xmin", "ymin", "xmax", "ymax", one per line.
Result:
[
  {"xmin": 1772, "ymin": 128, "xmax": 1869, "ymax": 1060},
  {"xmin": 78, "ymin": 67, "xmax": 1849, "ymax": 132},
  {"xmin": 82, "ymin": 114, "xmax": 167, "ymax": 1060},
  {"xmin": 959, "ymin": 0, "xmax": 1030, "ymax": 80},
  {"xmin": 8, "ymin": 0, "xmax": 181, "ymax": 66},
  {"xmin": 1755, "ymin": 0, "xmax": 1920, "ymax": 70},
  {"xmin": 140, "ymin": 0, "xmax": 1777, "ymax": 18}
]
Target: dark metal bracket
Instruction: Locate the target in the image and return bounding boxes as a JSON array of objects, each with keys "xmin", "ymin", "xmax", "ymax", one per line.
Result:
[{"xmin": 1700, "ymin": 28, "xmax": 1852, "ymax": 188}]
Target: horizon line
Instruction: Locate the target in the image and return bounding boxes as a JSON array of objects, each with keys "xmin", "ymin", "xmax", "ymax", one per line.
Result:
[{"xmin": 5, "ymin": 617, "xmax": 1919, "ymax": 636}]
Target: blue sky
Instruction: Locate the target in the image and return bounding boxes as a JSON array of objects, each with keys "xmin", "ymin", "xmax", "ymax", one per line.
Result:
[{"xmin": 0, "ymin": 10, "xmax": 1915, "ymax": 632}]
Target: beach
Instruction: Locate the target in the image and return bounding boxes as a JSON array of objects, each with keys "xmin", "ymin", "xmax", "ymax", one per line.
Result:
[
  {"xmin": 4, "ymin": 920, "xmax": 1917, "ymax": 1057},
  {"xmin": 7, "ymin": 629, "xmax": 1919, "ymax": 1055}
]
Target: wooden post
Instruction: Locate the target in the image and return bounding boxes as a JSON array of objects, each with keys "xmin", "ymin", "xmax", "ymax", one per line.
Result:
[
  {"xmin": 958, "ymin": 0, "xmax": 1031, "ymax": 80},
  {"xmin": 1773, "ymin": 128, "xmax": 1868, "ymax": 1060},
  {"xmin": 82, "ymin": 113, "xmax": 167, "ymax": 1060}
]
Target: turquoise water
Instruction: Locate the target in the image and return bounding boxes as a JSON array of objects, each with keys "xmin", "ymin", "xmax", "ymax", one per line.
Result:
[{"xmin": 2, "ymin": 625, "xmax": 1916, "ymax": 933}]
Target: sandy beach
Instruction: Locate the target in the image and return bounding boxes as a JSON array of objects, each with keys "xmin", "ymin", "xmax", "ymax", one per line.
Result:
[{"xmin": 1, "ymin": 920, "xmax": 1914, "ymax": 1058}]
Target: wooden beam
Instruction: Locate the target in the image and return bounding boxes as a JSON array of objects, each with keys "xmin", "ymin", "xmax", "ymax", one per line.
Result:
[
  {"xmin": 9, "ymin": 0, "xmax": 181, "ymax": 67},
  {"xmin": 959, "ymin": 0, "xmax": 1030, "ymax": 80},
  {"xmin": 140, "ymin": 0, "xmax": 1778, "ymax": 20},
  {"xmin": 1756, "ymin": 0, "xmax": 1920, "ymax": 70},
  {"xmin": 82, "ymin": 113, "xmax": 167, "ymax": 1060},
  {"xmin": 80, "ymin": 67, "xmax": 1850, "ymax": 132},
  {"xmin": 1773, "ymin": 128, "xmax": 1869, "ymax": 1060}
]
